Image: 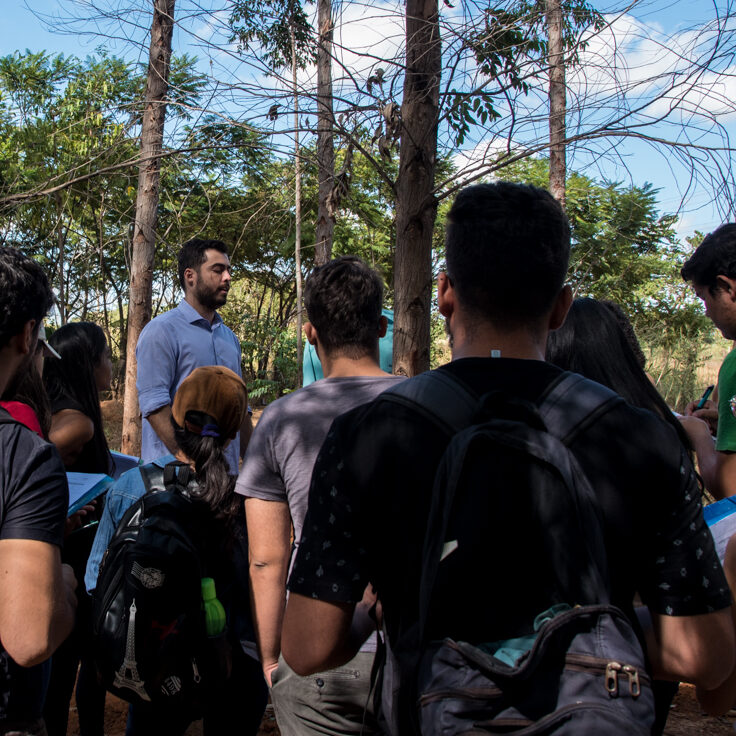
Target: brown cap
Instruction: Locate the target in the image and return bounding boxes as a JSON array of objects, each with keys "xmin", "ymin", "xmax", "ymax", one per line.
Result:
[{"xmin": 172, "ymin": 366, "xmax": 247, "ymax": 440}]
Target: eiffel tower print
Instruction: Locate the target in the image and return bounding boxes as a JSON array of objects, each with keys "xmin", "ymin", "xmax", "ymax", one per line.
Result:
[{"xmin": 113, "ymin": 598, "xmax": 151, "ymax": 701}]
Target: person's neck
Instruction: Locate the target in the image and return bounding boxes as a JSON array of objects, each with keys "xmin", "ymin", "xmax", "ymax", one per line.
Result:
[
  {"xmin": 184, "ymin": 294, "xmax": 216, "ymax": 324},
  {"xmin": 0, "ymin": 348, "xmax": 20, "ymax": 399},
  {"xmin": 174, "ymin": 449, "xmax": 195, "ymax": 469},
  {"xmin": 321, "ymin": 352, "xmax": 389, "ymax": 379},
  {"xmin": 450, "ymin": 322, "xmax": 547, "ymax": 362}
]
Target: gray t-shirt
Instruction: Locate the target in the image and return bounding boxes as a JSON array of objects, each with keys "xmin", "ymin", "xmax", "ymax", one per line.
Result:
[
  {"xmin": 236, "ymin": 374, "xmax": 405, "ymax": 547},
  {"xmin": 236, "ymin": 374, "xmax": 405, "ymax": 654}
]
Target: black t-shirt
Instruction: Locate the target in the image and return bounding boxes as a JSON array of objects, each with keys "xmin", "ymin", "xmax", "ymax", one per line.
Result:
[
  {"xmin": 0, "ymin": 409, "xmax": 68, "ymax": 721},
  {"xmin": 50, "ymin": 396, "xmax": 109, "ymax": 474},
  {"xmin": 288, "ymin": 358, "xmax": 731, "ymax": 650}
]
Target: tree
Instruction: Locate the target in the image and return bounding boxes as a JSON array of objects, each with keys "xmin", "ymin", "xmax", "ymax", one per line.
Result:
[
  {"xmin": 121, "ymin": 0, "xmax": 176, "ymax": 456},
  {"xmin": 547, "ymin": 0, "xmax": 565, "ymax": 207},
  {"xmin": 392, "ymin": 0, "xmax": 442, "ymax": 377}
]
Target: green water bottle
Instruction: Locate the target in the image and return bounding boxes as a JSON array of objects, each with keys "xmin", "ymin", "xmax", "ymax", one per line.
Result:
[{"xmin": 201, "ymin": 577, "xmax": 226, "ymax": 636}]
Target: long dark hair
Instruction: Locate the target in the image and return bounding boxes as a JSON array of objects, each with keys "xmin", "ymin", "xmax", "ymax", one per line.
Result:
[
  {"xmin": 546, "ymin": 298, "xmax": 691, "ymax": 449},
  {"xmin": 173, "ymin": 411, "xmax": 239, "ymax": 527},
  {"xmin": 44, "ymin": 322, "xmax": 112, "ymax": 473}
]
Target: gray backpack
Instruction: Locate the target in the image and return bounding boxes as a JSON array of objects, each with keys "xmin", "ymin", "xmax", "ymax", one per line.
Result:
[{"xmin": 376, "ymin": 370, "xmax": 655, "ymax": 735}]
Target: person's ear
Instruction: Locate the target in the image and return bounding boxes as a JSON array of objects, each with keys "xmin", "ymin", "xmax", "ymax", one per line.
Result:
[
  {"xmin": 304, "ymin": 323, "xmax": 318, "ymax": 346},
  {"xmin": 437, "ymin": 273, "xmax": 455, "ymax": 318},
  {"xmin": 377, "ymin": 315, "xmax": 388, "ymax": 339},
  {"xmin": 548, "ymin": 285, "xmax": 572, "ymax": 331},
  {"xmin": 715, "ymin": 275, "xmax": 736, "ymax": 301},
  {"xmin": 184, "ymin": 266, "xmax": 197, "ymax": 291}
]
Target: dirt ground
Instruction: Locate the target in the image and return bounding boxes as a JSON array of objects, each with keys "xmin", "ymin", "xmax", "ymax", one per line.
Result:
[
  {"xmin": 66, "ymin": 694, "xmax": 281, "ymax": 735},
  {"xmin": 64, "ymin": 684, "xmax": 731, "ymax": 735}
]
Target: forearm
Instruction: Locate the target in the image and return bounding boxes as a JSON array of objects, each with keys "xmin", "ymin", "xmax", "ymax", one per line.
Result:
[
  {"xmin": 249, "ymin": 560, "xmax": 288, "ymax": 675},
  {"xmin": 146, "ymin": 405, "xmax": 179, "ymax": 455},
  {"xmin": 647, "ymin": 609, "xmax": 735, "ymax": 691}
]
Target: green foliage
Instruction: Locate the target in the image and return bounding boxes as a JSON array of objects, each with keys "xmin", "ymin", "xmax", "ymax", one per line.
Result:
[
  {"xmin": 229, "ymin": 0, "xmax": 315, "ymax": 71},
  {"xmin": 497, "ymin": 156, "xmax": 711, "ymax": 408},
  {"xmin": 445, "ymin": 0, "xmax": 603, "ymax": 146}
]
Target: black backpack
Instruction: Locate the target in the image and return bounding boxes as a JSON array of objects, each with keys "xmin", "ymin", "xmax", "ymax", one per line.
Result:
[
  {"xmin": 92, "ymin": 461, "xmax": 231, "ymax": 712},
  {"xmin": 376, "ymin": 370, "xmax": 655, "ymax": 735}
]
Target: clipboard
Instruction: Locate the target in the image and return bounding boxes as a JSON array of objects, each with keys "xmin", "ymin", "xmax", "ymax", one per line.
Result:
[{"xmin": 67, "ymin": 472, "xmax": 114, "ymax": 516}]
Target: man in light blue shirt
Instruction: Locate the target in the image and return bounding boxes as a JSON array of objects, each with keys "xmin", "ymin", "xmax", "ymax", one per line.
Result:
[{"xmin": 136, "ymin": 239, "xmax": 251, "ymax": 474}]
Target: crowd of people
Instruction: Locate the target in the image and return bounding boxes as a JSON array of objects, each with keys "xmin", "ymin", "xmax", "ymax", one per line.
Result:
[{"xmin": 1, "ymin": 181, "xmax": 736, "ymax": 736}]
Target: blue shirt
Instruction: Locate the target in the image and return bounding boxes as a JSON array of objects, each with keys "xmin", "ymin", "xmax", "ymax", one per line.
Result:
[
  {"xmin": 302, "ymin": 308, "xmax": 394, "ymax": 386},
  {"xmin": 85, "ymin": 454, "xmax": 176, "ymax": 592},
  {"xmin": 136, "ymin": 300, "xmax": 242, "ymax": 473}
]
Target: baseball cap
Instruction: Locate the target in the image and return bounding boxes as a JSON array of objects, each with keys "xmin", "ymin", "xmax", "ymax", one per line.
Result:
[
  {"xmin": 38, "ymin": 325, "xmax": 61, "ymax": 360},
  {"xmin": 172, "ymin": 366, "xmax": 247, "ymax": 440}
]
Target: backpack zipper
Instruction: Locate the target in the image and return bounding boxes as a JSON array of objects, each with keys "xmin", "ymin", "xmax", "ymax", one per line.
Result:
[
  {"xmin": 418, "ymin": 654, "xmax": 649, "ymax": 706},
  {"xmin": 564, "ymin": 653, "xmax": 650, "ymax": 698}
]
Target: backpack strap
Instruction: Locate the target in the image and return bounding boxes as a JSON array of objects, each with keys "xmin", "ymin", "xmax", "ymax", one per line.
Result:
[
  {"xmin": 539, "ymin": 372, "xmax": 622, "ymax": 445},
  {"xmin": 139, "ymin": 460, "xmax": 194, "ymax": 496},
  {"xmin": 379, "ymin": 369, "xmax": 479, "ymax": 435}
]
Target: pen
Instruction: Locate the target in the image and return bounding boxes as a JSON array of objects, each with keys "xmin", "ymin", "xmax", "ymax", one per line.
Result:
[{"xmin": 696, "ymin": 385, "xmax": 715, "ymax": 410}]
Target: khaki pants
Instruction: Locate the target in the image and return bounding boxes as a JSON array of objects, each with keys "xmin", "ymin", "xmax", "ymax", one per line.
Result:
[{"xmin": 271, "ymin": 651, "xmax": 378, "ymax": 736}]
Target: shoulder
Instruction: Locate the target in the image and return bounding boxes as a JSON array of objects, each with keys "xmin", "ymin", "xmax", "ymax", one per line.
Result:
[
  {"xmin": 50, "ymin": 409, "xmax": 94, "ymax": 445},
  {"xmin": 139, "ymin": 308, "xmax": 179, "ymax": 341},
  {"xmin": 0, "ymin": 423, "xmax": 67, "ymax": 539}
]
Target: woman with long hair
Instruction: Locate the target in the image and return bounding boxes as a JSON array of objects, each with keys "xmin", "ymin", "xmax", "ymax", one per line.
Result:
[
  {"xmin": 85, "ymin": 366, "xmax": 267, "ymax": 736},
  {"xmin": 44, "ymin": 321, "xmax": 113, "ymax": 474},
  {"xmin": 42, "ymin": 322, "xmax": 113, "ymax": 736},
  {"xmin": 546, "ymin": 297, "xmax": 698, "ymax": 733},
  {"xmin": 546, "ymin": 297, "xmax": 691, "ymax": 448}
]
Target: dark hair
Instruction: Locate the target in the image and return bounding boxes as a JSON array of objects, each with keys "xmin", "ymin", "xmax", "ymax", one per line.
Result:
[
  {"xmin": 173, "ymin": 411, "xmax": 238, "ymax": 527},
  {"xmin": 177, "ymin": 239, "xmax": 229, "ymax": 290},
  {"xmin": 445, "ymin": 182, "xmax": 570, "ymax": 328},
  {"xmin": 12, "ymin": 348, "xmax": 52, "ymax": 437},
  {"xmin": 304, "ymin": 255, "xmax": 384, "ymax": 359},
  {"xmin": 681, "ymin": 224, "xmax": 736, "ymax": 292},
  {"xmin": 546, "ymin": 298, "xmax": 690, "ymax": 447},
  {"xmin": 0, "ymin": 247, "xmax": 54, "ymax": 350},
  {"xmin": 44, "ymin": 322, "xmax": 111, "ymax": 473}
]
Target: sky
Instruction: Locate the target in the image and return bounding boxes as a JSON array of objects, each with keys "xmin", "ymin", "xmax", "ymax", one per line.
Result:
[{"xmin": 2, "ymin": 0, "xmax": 735, "ymax": 240}]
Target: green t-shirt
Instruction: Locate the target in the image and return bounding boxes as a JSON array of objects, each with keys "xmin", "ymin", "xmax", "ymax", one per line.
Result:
[{"xmin": 716, "ymin": 348, "xmax": 736, "ymax": 451}]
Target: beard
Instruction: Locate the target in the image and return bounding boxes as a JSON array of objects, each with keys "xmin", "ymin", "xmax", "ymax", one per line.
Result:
[{"xmin": 195, "ymin": 282, "xmax": 229, "ymax": 310}]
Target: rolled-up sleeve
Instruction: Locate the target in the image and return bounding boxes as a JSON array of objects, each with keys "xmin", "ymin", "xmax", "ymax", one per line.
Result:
[
  {"xmin": 85, "ymin": 469, "xmax": 146, "ymax": 591},
  {"xmin": 136, "ymin": 320, "xmax": 176, "ymax": 417}
]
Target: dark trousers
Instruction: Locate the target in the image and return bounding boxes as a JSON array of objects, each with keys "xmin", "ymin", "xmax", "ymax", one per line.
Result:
[
  {"xmin": 43, "ymin": 521, "xmax": 106, "ymax": 736},
  {"xmin": 125, "ymin": 645, "xmax": 268, "ymax": 736}
]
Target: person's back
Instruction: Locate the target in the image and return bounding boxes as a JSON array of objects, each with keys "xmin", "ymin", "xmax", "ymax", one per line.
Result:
[
  {"xmin": 238, "ymin": 256, "xmax": 403, "ymax": 736},
  {"xmin": 0, "ymin": 247, "xmax": 78, "ymax": 733},
  {"xmin": 280, "ymin": 183, "xmax": 735, "ymax": 734},
  {"xmin": 87, "ymin": 366, "xmax": 267, "ymax": 736}
]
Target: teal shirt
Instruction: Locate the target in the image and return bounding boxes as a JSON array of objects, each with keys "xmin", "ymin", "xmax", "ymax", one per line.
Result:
[
  {"xmin": 302, "ymin": 308, "xmax": 394, "ymax": 386},
  {"xmin": 716, "ymin": 349, "xmax": 736, "ymax": 451}
]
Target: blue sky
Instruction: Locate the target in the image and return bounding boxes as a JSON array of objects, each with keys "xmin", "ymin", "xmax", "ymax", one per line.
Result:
[{"xmin": 2, "ymin": 0, "xmax": 735, "ymax": 240}]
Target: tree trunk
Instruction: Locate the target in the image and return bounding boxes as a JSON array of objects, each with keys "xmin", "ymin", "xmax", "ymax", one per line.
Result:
[
  {"xmin": 121, "ymin": 0, "xmax": 176, "ymax": 456},
  {"xmin": 314, "ymin": 0, "xmax": 335, "ymax": 266},
  {"xmin": 547, "ymin": 0, "xmax": 566, "ymax": 208},
  {"xmin": 292, "ymin": 21, "xmax": 304, "ymax": 386},
  {"xmin": 393, "ymin": 0, "xmax": 441, "ymax": 377}
]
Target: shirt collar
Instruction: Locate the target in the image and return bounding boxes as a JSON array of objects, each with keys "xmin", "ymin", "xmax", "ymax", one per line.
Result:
[{"xmin": 177, "ymin": 299, "xmax": 223, "ymax": 327}]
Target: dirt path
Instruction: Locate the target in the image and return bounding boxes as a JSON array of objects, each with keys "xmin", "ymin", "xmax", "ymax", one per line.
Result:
[{"xmin": 65, "ymin": 684, "xmax": 729, "ymax": 735}]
